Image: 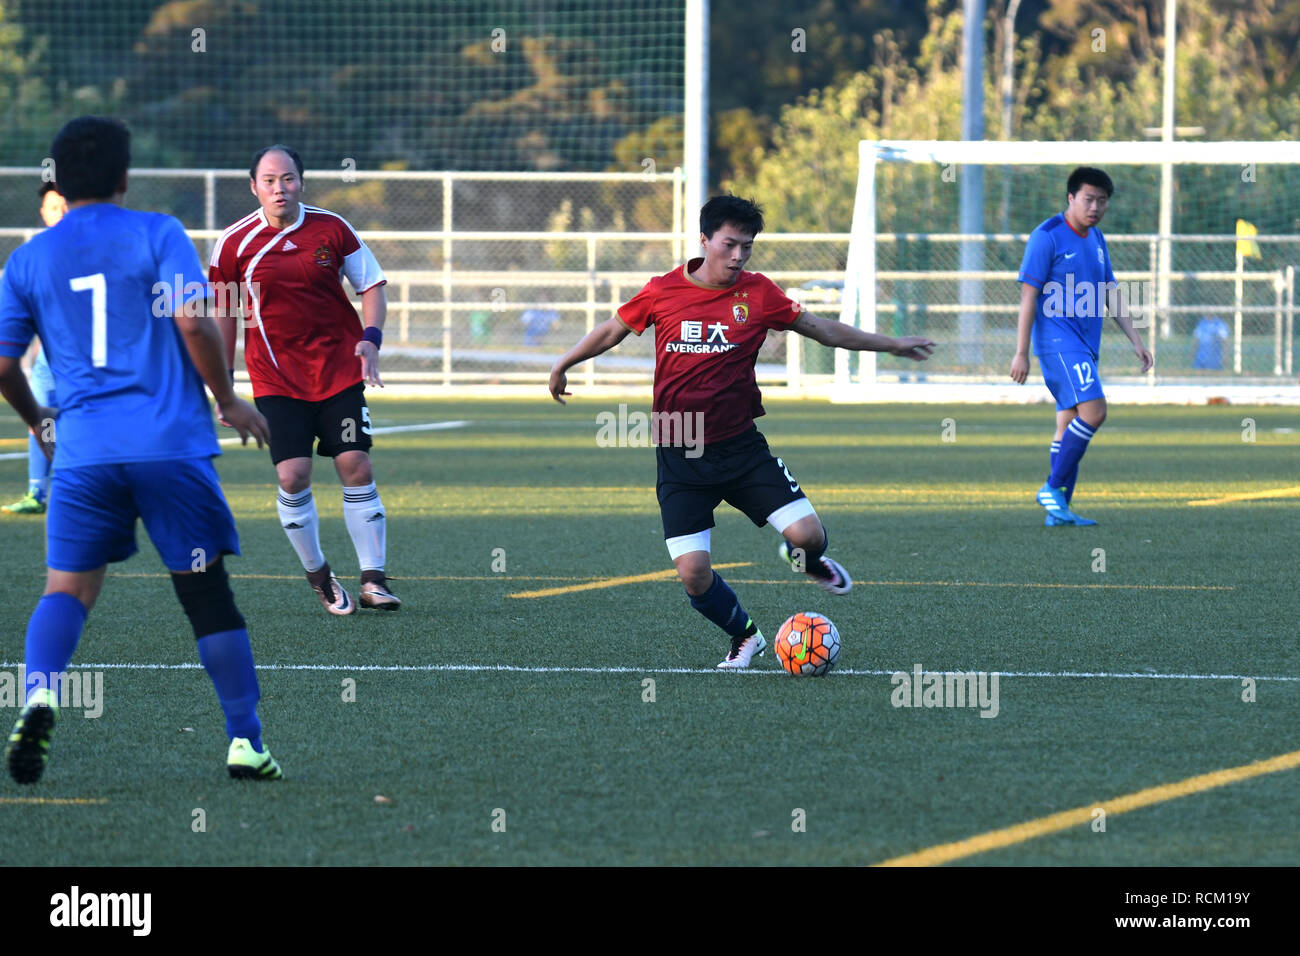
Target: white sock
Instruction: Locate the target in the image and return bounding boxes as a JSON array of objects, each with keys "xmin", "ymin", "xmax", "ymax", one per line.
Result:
[
  {"xmin": 277, "ymin": 487, "xmax": 326, "ymax": 572},
  {"xmin": 342, "ymin": 482, "xmax": 385, "ymax": 572}
]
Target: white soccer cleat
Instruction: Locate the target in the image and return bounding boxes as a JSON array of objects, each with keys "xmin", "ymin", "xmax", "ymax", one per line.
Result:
[
  {"xmin": 717, "ymin": 630, "xmax": 767, "ymax": 669},
  {"xmin": 779, "ymin": 543, "xmax": 853, "ymax": 595},
  {"xmin": 309, "ymin": 570, "xmax": 355, "ymax": 616},
  {"xmin": 814, "ymin": 556, "xmax": 853, "ymax": 595},
  {"xmin": 359, "ymin": 575, "xmax": 402, "ymax": 611}
]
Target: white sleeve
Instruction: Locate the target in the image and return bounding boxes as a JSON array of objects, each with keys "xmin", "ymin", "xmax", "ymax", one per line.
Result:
[{"xmin": 342, "ymin": 243, "xmax": 385, "ymax": 294}]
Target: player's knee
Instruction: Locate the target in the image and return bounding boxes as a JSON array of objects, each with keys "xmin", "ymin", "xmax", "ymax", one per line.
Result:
[
  {"xmin": 277, "ymin": 466, "xmax": 311, "ymax": 494},
  {"xmin": 336, "ymin": 451, "xmax": 373, "ymax": 485},
  {"xmin": 675, "ymin": 558, "xmax": 713, "ymax": 595},
  {"xmin": 171, "ymin": 557, "xmax": 246, "ymax": 639},
  {"xmin": 783, "ymin": 519, "xmax": 826, "ymax": 555}
]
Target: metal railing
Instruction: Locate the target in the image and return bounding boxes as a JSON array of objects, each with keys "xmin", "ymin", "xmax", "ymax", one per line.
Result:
[{"xmin": 0, "ymin": 165, "xmax": 1295, "ymax": 385}]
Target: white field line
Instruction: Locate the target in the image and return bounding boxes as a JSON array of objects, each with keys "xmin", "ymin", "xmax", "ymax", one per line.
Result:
[
  {"xmin": 1, "ymin": 661, "xmax": 1294, "ymax": 681},
  {"xmin": 0, "ymin": 422, "xmax": 469, "ymax": 457}
]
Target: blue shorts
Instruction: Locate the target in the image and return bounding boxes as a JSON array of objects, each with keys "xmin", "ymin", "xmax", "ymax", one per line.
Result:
[
  {"xmin": 46, "ymin": 458, "xmax": 240, "ymax": 573},
  {"xmin": 1040, "ymin": 351, "xmax": 1105, "ymax": 411}
]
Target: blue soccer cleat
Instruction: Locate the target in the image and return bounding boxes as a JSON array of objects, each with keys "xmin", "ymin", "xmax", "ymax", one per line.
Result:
[{"xmin": 1037, "ymin": 482, "xmax": 1096, "ymax": 526}]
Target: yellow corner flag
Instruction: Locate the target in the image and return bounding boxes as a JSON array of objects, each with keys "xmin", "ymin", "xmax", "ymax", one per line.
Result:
[{"xmin": 1236, "ymin": 219, "xmax": 1261, "ymax": 259}]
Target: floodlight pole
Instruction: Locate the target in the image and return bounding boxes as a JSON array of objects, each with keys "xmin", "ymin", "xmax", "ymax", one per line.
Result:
[
  {"xmin": 684, "ymin": 0, "xmax": 709, "ymax": 249},
  {"xmin": 1158, "ymin": 0, "xmax": 1177, "ymax": 347},
  {"xmin": 959, "ymin": 0, "xmax": 986, "ymax": 367}
]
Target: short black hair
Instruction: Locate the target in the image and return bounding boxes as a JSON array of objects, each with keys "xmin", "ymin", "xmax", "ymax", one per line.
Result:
[
  {"xmin": 38, "ymin": 181, "xmax": 60, "ymax": 198},
  {"xmin": 250, "ymin": 144, "xmax": 304, "ymax": 180},
  {"xmin": 1067, "ymin": 166, "xmax": 1113, "ymax": 198},
  {"xmin": 50, "ymin": 116, "xmax": 130, "ymax": 202},
  {"xmin": 700, "ymin": 194, "xmax": 765, "ymax": 238}
]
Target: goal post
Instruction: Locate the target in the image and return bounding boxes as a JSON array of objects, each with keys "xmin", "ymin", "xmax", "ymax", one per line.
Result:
[{"xmin": 839, "ymin": 139, "xmax": 1300, "ymax": 390}]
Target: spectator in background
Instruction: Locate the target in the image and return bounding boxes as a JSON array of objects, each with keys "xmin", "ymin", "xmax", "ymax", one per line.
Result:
[
  {"xmin": 1192, "ymin": 314, "xmax": 1229, "ymax": 370},
  {"xmin": 521, "ymin": 289, "xmax": 560, "ymax": 346}
]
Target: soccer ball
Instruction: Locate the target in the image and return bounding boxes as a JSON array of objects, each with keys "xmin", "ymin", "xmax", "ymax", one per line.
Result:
[{"xmin": 774, "ymin": 612, "xmax": 840, "ymax": 677}]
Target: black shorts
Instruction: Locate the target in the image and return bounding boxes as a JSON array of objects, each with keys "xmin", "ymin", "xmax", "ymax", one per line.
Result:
[
  {"xmin": 656, "ymin": 425, "xmax": 808, "ymax": 540},
  {"xmin": 256, "ymin": 382, "xmax": 373, "ymax": 465}
]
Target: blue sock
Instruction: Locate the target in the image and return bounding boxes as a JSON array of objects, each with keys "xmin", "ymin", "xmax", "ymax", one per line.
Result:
[
  {"xmin": 1048, "ymin": 440, "xmax": 1078, "ymax": 502},
  {"xmin": 688, "ymin": 572, "xmax": 752, "ymax": 638},
  {"xmin": 1062, "ymin": 461, "xmax": 1080, "ymax": 503},
  {"xmin": 26, "ymin": 435, "xmax": 50, "ymax": 501},
  {"xmin": 1049, "ymin": 417, "xmax": 1097, "ymax": 489},
  {"xmin": 197, "ymin": 628, "xmax": 263, "ymax": 750},
  {"xmin": 24, "ymin": 593, "xmax": 88, "ymax": 701}
]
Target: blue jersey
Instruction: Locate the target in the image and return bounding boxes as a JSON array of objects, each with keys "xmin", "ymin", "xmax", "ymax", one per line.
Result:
[
  {"xmin": 1018, "ymin": 213, "xmax": 1116, "ymax": 359},
  {"xmin": 0, "ymin": 204, "xmax": 218, "ymax": 469}
]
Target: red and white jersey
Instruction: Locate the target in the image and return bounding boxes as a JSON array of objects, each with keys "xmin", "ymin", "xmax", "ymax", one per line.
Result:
[
  {"xmin": 209, "ymin": 204, "xmax": 385, "ymax": 402},
  {"xmin": 618, "ymin": 258, "xmax": 802, "ymax": 445}
]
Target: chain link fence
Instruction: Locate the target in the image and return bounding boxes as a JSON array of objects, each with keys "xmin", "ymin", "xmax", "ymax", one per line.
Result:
[{"xmin": 1, "ymin": 168, "xmax": 1295, "ymax": 385}]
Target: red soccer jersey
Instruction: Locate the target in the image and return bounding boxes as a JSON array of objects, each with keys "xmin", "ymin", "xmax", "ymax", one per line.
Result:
[
  {"xmin": 209, "ymin": 204, "xmax": 385, "ymax": 402},
  {"xmin": 617, "ymin": 258, "xmax": 802, "ymax": 445}
]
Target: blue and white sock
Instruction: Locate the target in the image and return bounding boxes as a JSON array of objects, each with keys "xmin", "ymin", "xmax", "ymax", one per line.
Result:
[
  {"xmin": 1048, "ymin": 439, "xmax": 1079, "ymax": 503},
  {"xmin": 1049, "ymin": 417, "xmax": 1097, "ymax": 490}
]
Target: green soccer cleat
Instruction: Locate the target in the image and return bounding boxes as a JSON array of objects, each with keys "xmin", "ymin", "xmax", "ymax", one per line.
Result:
[
  {"xmin": 227, "ymin": 738, "xmax": 283, "ymax": 781},
  {"xmin": 1, "ymin": 492, "xmax": 46, "ymax": 515},
  {"xmin": 6, "ymin": 688, "xmax": 60, "ymax": 784}
]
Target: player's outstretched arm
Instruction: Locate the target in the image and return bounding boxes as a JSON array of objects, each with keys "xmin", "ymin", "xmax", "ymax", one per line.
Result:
[
  {"xmin": 355, "ymin": 284, "xmax": 387, "ymax": 388},
  {"xmin": 1107, "ymin": 285, "xmax": 1155, "ymax": 373},
  {"xmin": 1010, "ymin": 282, "xmax": 1038, "ymax": 384},
  {"xmin": 173, "ymin": 306, "xmax": 270, "ymax": 447},
  {"xmin": 0, "ymin": 356, "xmax": 56, "ymax": 461},
  {"xmin": 790, "ymin": 312, "xmax": 934, "ymax": 361},
  {"xmin": 548, "ymin": 317, "xmax": 632, "ymax": 404}
]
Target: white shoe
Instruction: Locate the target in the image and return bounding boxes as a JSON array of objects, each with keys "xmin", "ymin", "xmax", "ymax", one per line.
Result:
[
  {"xmin": 717, "ymin": 630, "xmax": 767, "ymax": 669},
  {"xmin": 779, "ymin": 543, "xmax": 853, "ymax": 595},
  {"xmin": 309, "ymin": 569, "xmax": 355, "ymax": 616},
  {"xmin": 814, "ymin": 556, "xmax": 853, "ymax": 595},
  {"xmin": 359, "ymin": 575, "xmax": 402, "ymax": 611}
]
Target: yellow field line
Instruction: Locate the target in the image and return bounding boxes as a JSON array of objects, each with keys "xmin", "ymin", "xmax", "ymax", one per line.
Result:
[
  {"xmin": 102, "ymin": 571, "xmax": 1229, "ymax": 592},
  {"xmin": 108, "ymin": 572, "xmax": 609, "ymax": 582},
  {"xmin": 729, "ymin": 579, "xmax": 1232, "ymax": 591},
  {"xmin": 508, "ymin": 562, "xmax": 753, "ymax": 599},
  {"xmin": 875, "ymin": 748, "xmax": 1300, "ymax": 867},
  {"xmin": 0, "ymin": 797, "xmax": 109, "ymax": 805},
  {"xmin": 1187, "ymin": 486, "xmax": 1300, "ymax": 507}
]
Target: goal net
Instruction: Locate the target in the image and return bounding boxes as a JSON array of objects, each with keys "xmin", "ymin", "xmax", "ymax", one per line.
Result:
[{"xmin": 838, "ymin": 140, "xmax": 1300, "ymax": 389}]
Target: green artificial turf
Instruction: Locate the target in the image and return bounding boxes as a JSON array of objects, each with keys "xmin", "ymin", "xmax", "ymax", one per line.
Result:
[{"xmin": 0, "ymin": 398, "xmax": 1296, "ymax": 865}]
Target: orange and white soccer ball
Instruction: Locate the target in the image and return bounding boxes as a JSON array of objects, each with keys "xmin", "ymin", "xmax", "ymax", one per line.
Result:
[{"xmin": 774, "ymin": 612, "xmax": 840, "ymax": 677}]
